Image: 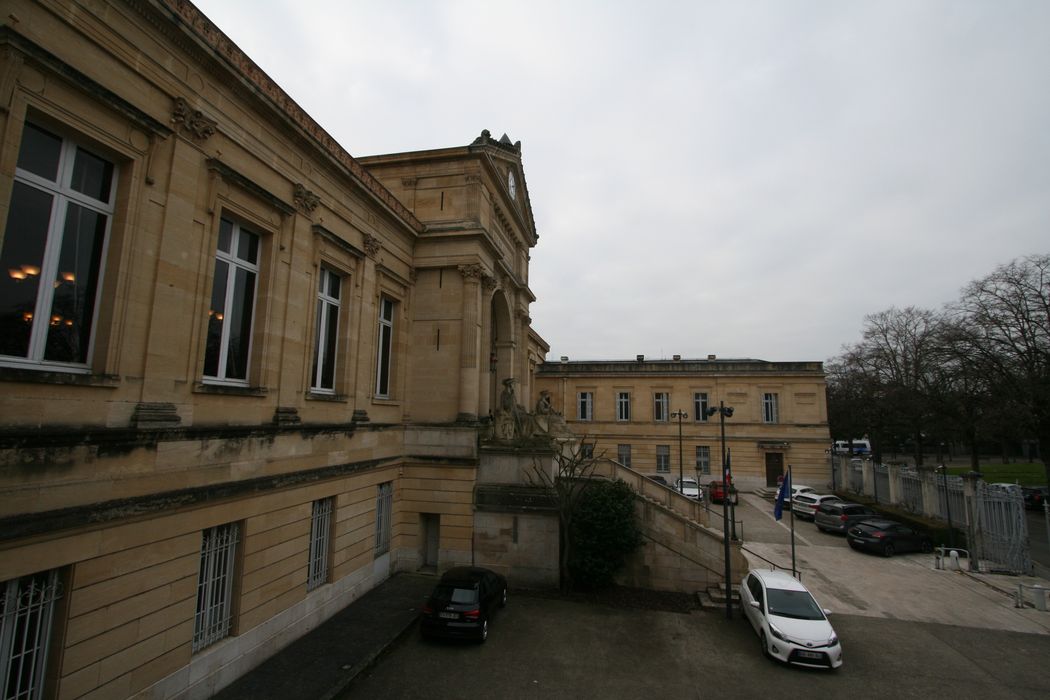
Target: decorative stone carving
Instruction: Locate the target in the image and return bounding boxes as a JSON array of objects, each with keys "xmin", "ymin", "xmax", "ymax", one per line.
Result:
[
  {"xmin": 171, "ymin": 96, "xmax": 216, "ymax": 141},
  {"xmin": 458, "ymin": 263, "xmax": 485, "ymax": 281},
  {"xmin": 363, "ymin": 234, "xmax": 381, "ymax": 258},
  {"xmin": 481, "ymin": 274, "xmax": 498, "ymax": 291},
  {"xmin": 293, "ymin": 183, "xmax": 320, "ymax": 214}
]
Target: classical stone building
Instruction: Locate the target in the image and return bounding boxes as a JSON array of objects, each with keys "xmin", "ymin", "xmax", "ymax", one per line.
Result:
[
  {"xmin": 0, "ymin": 1, "xmax": 544, "ymax": 697},
  {"xmin": 534, "ymin": 356, "xmax": 833, "ymax": 492}
]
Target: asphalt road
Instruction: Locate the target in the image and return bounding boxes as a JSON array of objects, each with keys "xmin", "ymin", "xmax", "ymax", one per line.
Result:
[
  {"xmin": 341, "ymin": 495, "xmax": 1050, "ymax": 699},
  {"xmin": 341, "ymin": 595, "xmax": 1049, "ymax": 699}
]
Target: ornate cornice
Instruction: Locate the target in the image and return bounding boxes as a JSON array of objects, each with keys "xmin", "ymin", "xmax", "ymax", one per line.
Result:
[
  {"xmin": 171, "ymin": 96, "xmax": 216, "ymax": 141},
  {"xmin": 155, "ymin": 0, "xmax": 424, "ymax": 234},
  {"xmin": 481, "ymin": 274, "xmax": 498, "ymax": 291}
]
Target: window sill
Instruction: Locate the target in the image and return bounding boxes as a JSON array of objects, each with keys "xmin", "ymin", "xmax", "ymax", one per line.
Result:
[
  {"xmin": 371, "ymin": 397, "xmax": 401, "ymax": 407},
  {"xmin": 194, "ymin": 382, "xmax": 268, "ymax": 397},
  {"xmin": 0, "ymin": 366, "xmax": 120, "ymax": 387},
  {"xmin": 306, "ymin": 392, "xmax": 348, "ymax": 403}
]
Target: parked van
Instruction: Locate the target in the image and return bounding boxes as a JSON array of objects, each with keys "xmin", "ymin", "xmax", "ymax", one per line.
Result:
[{"xmin": 832, "ymin": 439, "xmax": 871, "ymax": 456}]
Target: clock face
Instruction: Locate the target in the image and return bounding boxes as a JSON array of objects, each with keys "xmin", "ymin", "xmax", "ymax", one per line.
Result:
[{"xmin": 507, "ymin": 171, "xmax": 517, "ymax": 199}]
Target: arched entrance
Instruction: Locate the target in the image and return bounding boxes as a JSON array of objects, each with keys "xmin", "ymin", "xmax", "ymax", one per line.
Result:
[{"xmin": 486, "ymin": 290, "xmax": 514, "ymax": 416}]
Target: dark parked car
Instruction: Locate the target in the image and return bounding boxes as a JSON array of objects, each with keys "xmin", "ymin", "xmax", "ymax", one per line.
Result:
[
  {"xmin": 1022, "ymin": 486, "xmax": 1048, "ymax": 510},
  {"xmin": 420, "ymin": 567, "xmax": 507, "ymax": 642},
  {"xmin": 846, "ymin": 519, "xmax": 933, "ymax": 557},
  {"xmin": 814, "ymin": 501, "xmax": 878, "ymax": 534}
]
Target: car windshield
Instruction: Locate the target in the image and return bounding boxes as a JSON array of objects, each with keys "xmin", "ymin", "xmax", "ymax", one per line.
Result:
[
  {"xmin": 765, "ymin": 588, "xmax": 825, "ymax": 620},
  {"xmin": 431, "ymin": 584, "xmax": 478, "ymax": 604}
]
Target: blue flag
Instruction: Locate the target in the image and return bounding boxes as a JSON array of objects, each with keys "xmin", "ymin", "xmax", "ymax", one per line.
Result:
[{"xmin": 774, "ymin": 471, "xmax": 790, "ymax": 521}]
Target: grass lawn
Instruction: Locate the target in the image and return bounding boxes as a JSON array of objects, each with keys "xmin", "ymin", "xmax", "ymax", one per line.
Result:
[{"xmin": 944, "ymin": 462, "xmax": 1048, "ymax": 486}]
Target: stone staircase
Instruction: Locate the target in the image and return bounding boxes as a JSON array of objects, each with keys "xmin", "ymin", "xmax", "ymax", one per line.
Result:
[{"xmin": 697, "ymin": 581, "xmax": 742, "ymax": 611}]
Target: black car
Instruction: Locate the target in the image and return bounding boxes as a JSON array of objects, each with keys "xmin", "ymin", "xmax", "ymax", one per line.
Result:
[
  {"xmin": 846, "ymin": 519, "xmax": 933, "ymax": 557},
  {"xmin": 1022, "ymin": 486, "xmax": 1048, "ymax": 510},
  {"xmin": 420, "ymin": 567, "xmax": 507, "ymax": 642},
  {"xmin": 814, "ymin": 501, "xmax": 878, "ymax": 534}
]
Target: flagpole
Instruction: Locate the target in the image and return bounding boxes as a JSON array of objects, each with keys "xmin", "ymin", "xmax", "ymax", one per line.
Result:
[{"xmin": 788, "ymin": 464, "xmax": 797, "ymax": 577}]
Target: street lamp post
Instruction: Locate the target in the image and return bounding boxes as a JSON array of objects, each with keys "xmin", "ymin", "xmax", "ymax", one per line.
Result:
[
  {"xmin": 671, "ymin": 409, "xmax": 688, "ymax": 496},
  {"xmin": 937, "ymin": 464, "xmax": 956, "ymax": 549},
  {"xmin": 706, "ymin": 401, "xmax": 734, "ymax": 619}
]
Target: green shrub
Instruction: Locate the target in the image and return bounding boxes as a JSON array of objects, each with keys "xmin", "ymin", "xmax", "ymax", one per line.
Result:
[{"xmin": 569, "ymin": 479, "xmax": 643, "ymax": 589}]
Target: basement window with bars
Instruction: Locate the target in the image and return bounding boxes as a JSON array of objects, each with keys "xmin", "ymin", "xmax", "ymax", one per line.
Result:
[
  {"xmin": 308, "ymin": 497, "xmax": 334, "ymax": 591},
  {"xmin": 193, "ymin": 523, "xmax": 240, "ymax": 652},
  {"xmin": 375, "ymin": 482, "xmax": 393, "ymax": 556},
  {"xmin": 1, "ymin": 569, "xmax": 62, "ymax": 700}
]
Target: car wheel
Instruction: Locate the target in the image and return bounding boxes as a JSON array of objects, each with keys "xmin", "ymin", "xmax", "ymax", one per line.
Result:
[
  {"xmin": 500, "ymin": 587, "xmax": 508, "ymax": 608},
  {"xmin": 882, "ymin": 542, "xmax": 895, "ymax": 557},
  {"xmin": 759, "ymin": 630, "xmax": 770, "ymax": 659},
  {"xmin": 479, "ymin": 619, "xmax": 488, "ymax": 643},
  {"xmin": 921, "ymin": 540, "xmax": 933, "ymax": 554},
  {"xmin": 816, "ymin": 525, "xmax": 827, "ymax": 532}
]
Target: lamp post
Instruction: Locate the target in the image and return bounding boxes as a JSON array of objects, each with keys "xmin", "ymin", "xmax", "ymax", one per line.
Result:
[
  {"xmin": 706, "ymin": 401, "xmax": 734, "ymax": 619},
  {"xmin": 937, "ymin": 464, "xmax": 956, "ymax": 549},
  {"xmin": 672, "ymin": 409, "xmax": 688, "ymax": 496}
]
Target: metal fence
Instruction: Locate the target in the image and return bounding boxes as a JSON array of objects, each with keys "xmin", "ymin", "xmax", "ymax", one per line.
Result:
[
  {"xmin": 873, "ymin": 464, "xmax": 890, "ymax": 503},
  {"xmin": 899, "ymin": 468, "xmax": 924, "ymax": 513}
]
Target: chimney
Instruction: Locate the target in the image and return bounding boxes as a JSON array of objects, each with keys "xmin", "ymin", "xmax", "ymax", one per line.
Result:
[
  {"xmin": 707, "ymin": 354, "xmax": 717, "ymax": 360},
  {"xmin": 560, "ymin": 356, "xmax": 568, "ymax": 363},
  {"xmin": 673, "ymin": 354, "xmax": 681, "ymax": 361},
  {"xmin": 636, "ymin": 354, "xmax": 645, "ymax": 362}
]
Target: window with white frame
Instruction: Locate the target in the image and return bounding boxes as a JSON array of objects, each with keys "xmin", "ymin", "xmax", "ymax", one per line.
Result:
[
  {"xmin": 656, "ymin": 445, "xmax": 670, "ymax": 473},
  {"xmin": 654, "ymin": 392, "xmax": 669, "ymax": 422},
  {"xmin": 1, "ymin": 568, "xmax": 62, "ymax": 700},
  {"xmin": 1, "ymin": 122, "xmax": 116, "ymax": 369},
  {"xmin": 204, "ymin": 218, "xmax": 259, "ymax": 383},
  {"xmin": 193, "ymin": 522, "xmax": 240, "ymax": 652},
  {"xmin": 375, "ymin": 481, "xmax": 393, "ymax": 556},
  {"xmin": 308, "ymin": 497, "xmax": 334, "ymax": 591},
  {"xmin": 694, "ymin": 392, "xmax": 710, "ymax": 422},
  {"xmin": 375, "ymin": 297, "xmax": 396, "ymax": 398},
  {"xmin": 577, "ymin": 391, "xmax": 593, "ymax": 421},
  {"xmin": 617, "ymin": 444, "xmax": 631, "ymax": 468},
  {"xmin": 696, "ymin": 445, "xmax": 711, "ymax": 475},
  {"xmin": 616, "ymin": 392, "xmax": 631, "ymax": 421},
  {"xmin": 763, "ymin": 392, "xmax": 779, "ymax": 423},
  {"xmin": 311, "ymin": 267, "xmax": 341, "ymax": 393}
]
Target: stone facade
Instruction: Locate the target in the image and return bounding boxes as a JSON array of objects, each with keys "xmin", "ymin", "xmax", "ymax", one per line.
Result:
[
  {"xmin": 534, "ymin": 358, "xmax": 833, "ymax": 493},
  {"xmin": 0, "ymin": 2, "xmax": 541, "ymax": 698}
]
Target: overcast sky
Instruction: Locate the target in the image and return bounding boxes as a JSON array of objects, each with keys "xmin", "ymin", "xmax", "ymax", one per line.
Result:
[{"xmin": 193, "ymin": 0, "xmax": 1050, "ymax": 363}]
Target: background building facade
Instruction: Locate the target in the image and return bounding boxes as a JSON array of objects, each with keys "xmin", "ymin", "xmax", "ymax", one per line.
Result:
[
  {"xmin": 535, "ymin": 357, "xmax": 833, "ymax": 492},
  {"xmin": 0, "ymin": 2, "xmax": 540, "ymax": 697}
]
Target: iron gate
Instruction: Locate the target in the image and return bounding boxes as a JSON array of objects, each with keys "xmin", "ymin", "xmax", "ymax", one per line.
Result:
[{"xmin": 973, "ymin": 482, "xmax": 1032, "ymax": 575}]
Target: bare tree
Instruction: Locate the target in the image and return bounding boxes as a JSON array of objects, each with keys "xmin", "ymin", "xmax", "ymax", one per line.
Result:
[
  {"xmin": 527, "ymin": 438, "xmax": 602, "ymax": 593},
  {"xmin": 951, "ymin": 254, "xmax": 1050, "ymax": 483}
]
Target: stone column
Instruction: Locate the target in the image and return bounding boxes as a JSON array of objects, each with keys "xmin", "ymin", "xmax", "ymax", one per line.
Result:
[{"xmin": 457, "ymin": 264, "xmax": 484, "ymax": 421}]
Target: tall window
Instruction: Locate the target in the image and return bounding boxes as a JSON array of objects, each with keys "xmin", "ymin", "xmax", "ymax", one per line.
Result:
[
  {"xmin": 654, "ymin": 392, "xmax": 669, "ymax": 422},
  {"xmin": 577, "ymin": 391, "xmax": 593, "ymax": 421},
  {"xmin": 656, "ymin": 445, "xmax": 670, "ymax": 473},
  {"xmin": 763, "ymin": 393, "xmax": 779, "ymax": 424},
  {"xmin": 308, "ymin": 497, "xmax": 334, "ymax": 591},
  {"xmin": 375, "ymin": 298, "xmax": 395, "ymax": 398},
  {"xmin": 616, "ymin": 392, "xmax": 631, "ymax": 421},
  {"xmin": 617, "ymin": 444, "xmax": 631, "ymax": 468},
  {"xmin": 193, "ymin": 523, "xmax": 240, "ymax": 652},
  {"xmin": 375, "ymin": 481, "xmax": 393, "ymax": 556},
  {"xmin": 694, "ymin": 392, "xmax": 710, "ymax": 422},
  {"xmin": 311, "ymin": 268, "xmax": 341, "ymax": 392},
  {"xmin": 1, "ymin": 569, "xmax": 62, "ymax": 700},
  {"xmin": 696, "ymin": 446, "xmax": 711, "ymax": 475},
  {"xmin": 204, "ymin": 218, "xmax": 259, "ymax": 383},
  {"xmin": 1, "ymin": 122, "xmax": 116, "ymax": 369},
  {"xmin": 581, "ymin": 442, "xmax": 594, "ymax": 459}
]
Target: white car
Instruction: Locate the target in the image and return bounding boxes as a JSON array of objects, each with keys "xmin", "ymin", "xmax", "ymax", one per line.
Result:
[
  {"xmin": 777, "ymin": 483, "xmax": 815, "ymax": 504},
  {"xmin": 673, "ymin": 477, "xmax": 703, "ymax": 500},
  {"xmin": 791, "ymin": 493, "xmax": 842, "ymax": 520},
  {"xmin": 741, "ymin": 568, "xmax": 843, "ymax": 669}
]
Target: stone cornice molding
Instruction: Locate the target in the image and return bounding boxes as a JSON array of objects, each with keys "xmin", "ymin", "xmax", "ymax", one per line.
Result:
[
  {"xmin": 153, "ymin": 0, "xmax": 424, "ymax": 234},
  {"xmin": 206, "ymin": 158, "xmax": 295, "ymax": 216}
]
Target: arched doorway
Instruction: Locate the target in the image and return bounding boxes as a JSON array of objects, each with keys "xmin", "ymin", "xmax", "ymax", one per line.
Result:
[{"xmin": 487, "ymin": 290, "xmax": 514, "ymax": 416}]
